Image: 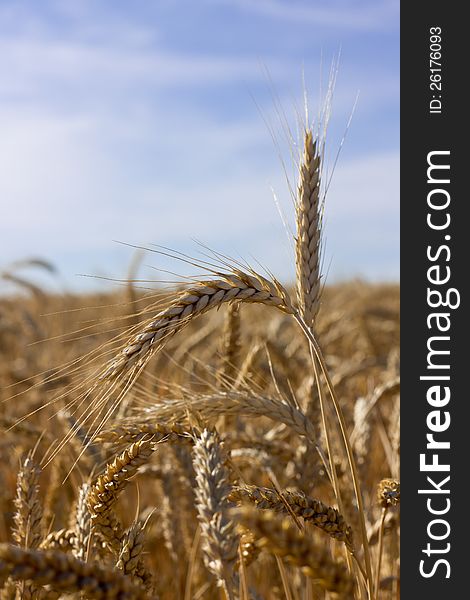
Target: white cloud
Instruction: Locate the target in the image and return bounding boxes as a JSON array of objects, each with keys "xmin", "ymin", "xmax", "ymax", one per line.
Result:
[
  {"xmin": 0, "ymin": 38, "xmax": 286, "ymax": 97},
  {"xmin": 0, "ymin": 0, "xmax": 399, "ymax": 289},
  {"xmin": 0, "ymin": 99, "xmax": 399, "ymax": 284},
  {"xmin": 207, "ymin": 0, "xmax": 398, "ymax": 31}
]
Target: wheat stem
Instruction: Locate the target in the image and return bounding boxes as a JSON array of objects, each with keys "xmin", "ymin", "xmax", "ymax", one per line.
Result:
[
  {"xmin": 295, "ymin": 315, "xmax": 374, "ymax": 600},
  {"xmin": 374, "ymin": 508, "xmax": 387, "ymax": 598}
]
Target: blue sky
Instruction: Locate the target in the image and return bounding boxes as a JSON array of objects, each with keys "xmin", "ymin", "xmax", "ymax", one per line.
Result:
[{"xmin": 0, "ymin": 0, "xmax": 399, "ymax": 293}]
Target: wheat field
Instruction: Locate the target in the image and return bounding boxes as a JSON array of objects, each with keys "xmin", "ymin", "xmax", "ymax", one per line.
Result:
[{"xmin": 0, "ymin": 129, "xmax": 400, "ymax": 600}]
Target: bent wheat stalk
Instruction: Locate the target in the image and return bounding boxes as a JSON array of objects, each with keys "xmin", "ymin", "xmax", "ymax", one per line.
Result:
[
  {"xmin": 94, "ymin": 422, "xmax": 192, "ymax": 445},
  {"xmin": 234, "ymin": 508, "xmax": 354, "ymax": 597},
  {"xmin": 87, "ymin": 247, "xmax": 370, "ymax": 596},
  {"xmin": 87, "ymin": 440, "xmax": 156, "ymax": 553},
  {"xmin": 229, "ymin": 485, "xmax": 354, "ymax": 553},
  {"xmin": 0, "ymin": 544, "xmax": 149, "ymax": 599},
  {"xmin": 134, "ymin": 391, "xmax": 317, "ymax": 442},
  {"xmin": 99, "ymin": 269, "xmax": 294, "ymax": 382}
]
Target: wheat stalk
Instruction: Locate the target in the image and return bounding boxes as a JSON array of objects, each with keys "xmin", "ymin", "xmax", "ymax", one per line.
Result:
[
  {"xmin": 192, "ymin": 429, "xmax": 239, "ymax": 600},
  {"xmin": 116, "ymin": 522, "xmax": 145, "ymax": 579},
  {"xmin": 160, "ymin": 455, "xmax": 188, "ymax": 576},
  {"xmin": 0, "ymin": 544, "xmax": 150, "ymax": 599},
  {"xmin": 137, "ymin": 391, "xmax": 316, "ymax": 442},
  {"xmin": 294, "ymin": 316, "xmax": 375, "ymax": 597},
  {"xmin": 73, "ymin": 483, "xmax": 92, "ymax": 562},
  {"xmin": 87, "ymin": 440, "xmax": 156, "ymax": 553},
  {"xmin": 95, "ymin": 422, "xmax": 192, "ymax": 446},
  {"xmin": 12, "ymin": 454, "xmax": 43, "ymax": 600},
  {"xmin": 353, "ymin": 396, "xmax": 371, "ymax": 474},
  {"xmin": 229, "ymin": 485, "xmax": 354, "ymax": 553},
  {"xmin": 13, "ymin": 455, "xmax": 43, "ymax": 551},
  {"xmin": 40, "ymin": 529, "xmax": 75, "ymax": 552},
  {"xmin": 295, "ymin": 129, "xmax": 323, "ymax": 328},
  {"xmin": 234, "ymin": 508, "xmax": 354, "ymax": 597},
  {"xmin": 99, "ymin": 269, "xmax": 294, "ymax": 382}
]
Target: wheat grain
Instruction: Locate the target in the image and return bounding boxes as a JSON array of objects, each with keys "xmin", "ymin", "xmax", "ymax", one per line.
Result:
[
  {"xmin": 229, "ymin": 485, "xmax": 354, "ymax": 552},
  {"xmin": 87, "ymin": 440, "xmax": 156, "ymax": 552},
  {"xmin": 295, "ymin": 129, "xmax": 323, "ymax": 327},
  {"xmin": 40, "ymin": 529, "xmax": 75, "ymax": 552},
  {"xmin": 95, "ymin": 422, "xmax": 192, "ymax": 446},
  {"xmin": 0, "ymin": 543, "xmax": 150, "ymax": 599},
  {"xmin": 116, "ymin": 522, "xmax": 144, "ymax": 578},
  {"xmin": 99, "ymin": 269, "xmax": 294, "ymax": 382},
  {"xmin": 73, "ymin": 483, "xmax": 92, "ymax": 562},
  {"xmin": 234, "ymin": 508, "xmax": 354, "ymax": 597},
  {"xmin": 237, "ymin": 527, "xmax": 260, "ymax": 569},
  {"xmin": 192, "ymin": 429, "xmax": 239, "ymax": 600},
  {"xmin": 13, "ymin": 455, "xmax": 43, "ymax": 551},
  {"xmin": 138, "ymin": 391, "xmax": 316, "ymax": 442}
]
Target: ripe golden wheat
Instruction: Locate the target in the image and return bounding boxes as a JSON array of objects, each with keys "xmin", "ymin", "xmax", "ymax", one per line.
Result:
[{"xmin": 0, "ymin": 126, "xmax": 400, "ymax": 600}]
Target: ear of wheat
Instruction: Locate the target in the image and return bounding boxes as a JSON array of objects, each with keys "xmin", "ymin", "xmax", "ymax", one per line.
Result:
[
  {"xmin": 295, "ymin": 129, "xmax": 325, "ymax": 328},
  {"xmin": 192, "ymin": 429, "xmax": 239, "ymax": 600},
  {"xmin": 1, "ymin": 97, "xmax": 399, "ymax": 600},
  {"xmin": 229, "ymin": 485, "xmax": 354, "ymax": 553},
  {"xmin": 99, "ymin": 270, "xmax": 294, "ymax": 383},
  {"xmin": 0, "ymin": 544, "xmax": 150, "ymax": 599},
  {"xmin": 87, "ymin": 440, "xmax": 156, "ymax": 553},
  {"xmin": 234, "ymin": 508, "xmax": 355, "ymax": 597}
]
